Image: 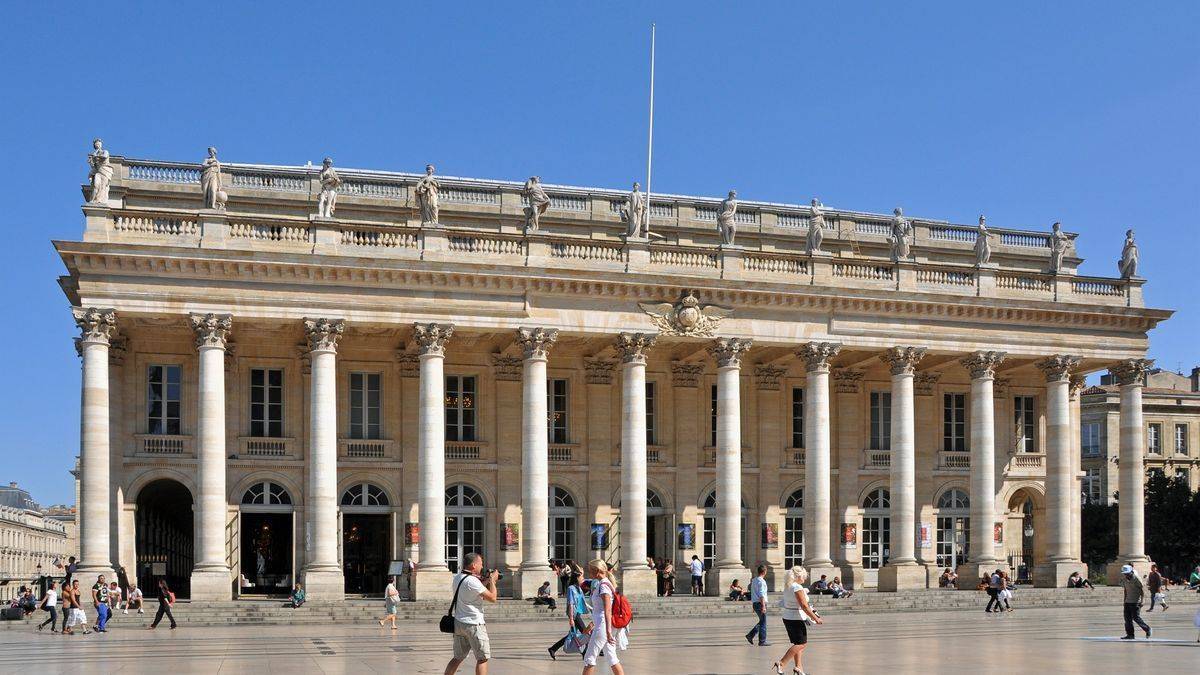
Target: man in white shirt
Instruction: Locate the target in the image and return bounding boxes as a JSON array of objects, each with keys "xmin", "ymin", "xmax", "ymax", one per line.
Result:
[
  {"xmin": 445, "ymin": 552, "xmax": 498, "ymax": 675},
  {"xmin": 125, "ymin": 585, "xmax": 144, "ymax": 614},
  {"xmin": 689, "ymin": 555, "xmax": 705, "ymax": 596}
]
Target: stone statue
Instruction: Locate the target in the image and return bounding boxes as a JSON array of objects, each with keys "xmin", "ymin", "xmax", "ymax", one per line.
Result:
[
  {"xmin": 1049, "ymin": 221, "xmax": 1069, "ymax": 273},
  {"xmin": 717, "ymin": 190, "xmax": 738, "ymax": 245},
  {"xmin": 87, "ymin": 138, "xmax": 112, "ymax": 204},
  {"xmin": 523, "ymin": 176, "xmax": 550, "ymax": 232},
  {"xmin": 889, "ymin": 207, "xmax": 912, "ymax": 261},
  {"xmin": 1012, "ymin": 420, "xmax": 1025, "ymax": 455},
  {"xmin": 620, "ymin": 181, "xmax": 646, "ymax": 238},
  {"xmin": 806, "ymin": 198, "xmax": 825, "ymax": 254},
  {"xmin": 414, "ymin": 164, "xmax": 440, "ymax": 224},
  {"xmin": 201, "ymin": 146, "xmax": 226, "ymax": 210},
  {"xmin": 316, "ymin": 157, "xmax": 341, "ymax": 218},
  {"xmin": 974, "ymin": 215, "xmax": 992, "ymax": 265},
  {"xmin": 1118, "ymin": 229, "xmax": 1139, "ymax": 278}
]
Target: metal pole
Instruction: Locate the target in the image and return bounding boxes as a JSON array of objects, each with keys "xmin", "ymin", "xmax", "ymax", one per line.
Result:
[{"xmin": 645, "ymin": 23, "xmax": 656, "ymax": 237}]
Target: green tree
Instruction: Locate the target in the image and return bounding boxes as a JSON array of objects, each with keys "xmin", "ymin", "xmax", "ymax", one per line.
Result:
[
  {"xmin": 1144, "ymin": 472, "xmax": 1200, "ymax": 580},
  {"xmin": 1081, "ymin": 500, "xmax": 1117, "ymax": 571}
]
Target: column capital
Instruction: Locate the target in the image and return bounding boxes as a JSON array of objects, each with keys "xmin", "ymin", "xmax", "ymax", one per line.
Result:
[
  {"xmin": 961, "ymin": 350, "xmax": 1008, "ymax": 380},
  {"xmin": 832, "ymin": 368, "xmax": 864, "ymax": 393},
  {"xmin": 879, "ymin": 346, "xmax": 927, "ymax": 375},
  {"xmin": 304, "ymin": 317, "xmax": 345, "ymax": 353},
  {"xmin": 671, "ymin": 361, "xmax": 704, "ymax": 387},
  {"xmin": 1109, "ymin": 358, "xmax": 1154, "ymax": 386},
  {"xmin": 709, "ymin": 337, "xmax": 753, "ymax": 368},
  {"xmin": 797, "ymin": 341, "xmax": 842, "ymax": 373},
  {"xmin": 515, "ymin": 327, "xmax": 559, "ymax": 360},
  {"xmin": 72, "ymin": 307, "xmax": 117, "ymax": 346},
  {"xmin": 413, "ymin": 322, "xmax": 454, "ymax": 356},
  {"xmin": 1036, "ymin": 354, "xmax": 1081, "ymax": 383},
  {"xmin": 615, "ymin": 332, "xmax": 657, "ymax": 364},
  {"xmin": 753, "ymin": 363, "xmax": 788, "ymax": 390},
  {"xmin": 190, "ymin": 313, "xmax": 232, "ymax": 349},
  {"xmin": 584, "ymin": 358, "xmax": 616, "ymax": 384}
]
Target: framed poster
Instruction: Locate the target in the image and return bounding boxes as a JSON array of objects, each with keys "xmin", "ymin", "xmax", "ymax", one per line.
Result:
[
  {"xmin": 761, "ymin": 522, "xmax": 779, "ymax": 549},
  {"xmin": 404, "ymin": 522, "xmax": 420, "ymax": 546},
  {"xmin": 590, "ymin": 523, "xmax": 609, "ymax": 551},
  {"xmin": 918, "ymin": 522, "xmax": 932, "ymax": 549},
  {"xmin": 501, "ymin": 523, "xmax": 520, "ymax": 551},
  {"xmin": 677, "ymin": 523, "xmax": 696, "ymax": 550},
  {"xmin": 840, "ymin": 522, "xmax": 857, "ymax": 549},
  {"xmin": 993, "ymin": 522, "xmax": 1004, "ymax": 545}
]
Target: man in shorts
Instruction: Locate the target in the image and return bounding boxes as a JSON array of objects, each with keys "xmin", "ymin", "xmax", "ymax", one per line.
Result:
[{"xmin": 444, "ymin": 552, "xmax": 498, "ymax": 675}]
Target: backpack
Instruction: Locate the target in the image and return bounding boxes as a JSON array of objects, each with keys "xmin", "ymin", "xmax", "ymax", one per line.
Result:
[
  {"xmin": 606, "ymin": 582, "xmax": 632, "ymax": 629},
  {"xmin": 167, "ymin": 590, "xmax": 176, "ymax": 605}
]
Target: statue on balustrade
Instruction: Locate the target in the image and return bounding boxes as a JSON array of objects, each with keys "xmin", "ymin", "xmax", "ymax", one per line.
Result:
[
  {"xmin": 414, "ymin": 164, "xmax": 440, "ymax": 224},
  {"xmin": 87, "ymin": 138, "xmax": 113, "ymax": 204},
  {"xmin": 523, "ymin": 176, "xmax": 550, "ymax": 232},
  {"xmin": 1118, "ymin": 229, "xmax": 1139, "ymax": 278},
  {"xmin": 806, "ymin": 198, "xmax": 825, "ymax": 254},
  {"xmin": 316, "ymin": 157, "xmax": 341, "ymax": 218},
  {"xmin": 621, "ymin": 181, "xmax": 647, "ymax": 238},
  {"xmin": 1049, "ymin": 221, "xmax": 1069, "ymax": 273},
  {"xmin": 974, "ymin": 215, "xmax": 992, "ymax": 265},
  {"xmin": 717, "ymin": 189, "xmax": 738, "ymax": 245},
  {"xmin": 889, "ymin": 207, "xmax": 912, "ymax": 261},
  {"xmin": 201, "ymin": 146, "xmax": 226, "ymax": 210}
]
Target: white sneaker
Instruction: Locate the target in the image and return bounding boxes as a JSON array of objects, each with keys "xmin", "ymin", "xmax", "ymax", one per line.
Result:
[
  {"xmin": 122, "ymin": 610, "xmax": 128, "ymax": 615},
  {"xmin": 137, "ymin": 609, "xmax": 144, "ymax": 614}
]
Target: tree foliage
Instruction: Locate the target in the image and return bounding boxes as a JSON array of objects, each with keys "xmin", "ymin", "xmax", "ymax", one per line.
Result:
[{"xmin": 1082, "ymin": 474, "xmax": 1200, "ymax": 582}]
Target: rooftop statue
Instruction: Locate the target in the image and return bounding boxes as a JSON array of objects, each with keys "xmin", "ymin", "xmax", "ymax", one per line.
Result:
[
  {"xmin": 1049, "ymin": 221, "xmax": 1069, "ymax": 273},
  {"xmin": 414, "ymin": 164, "xmax": 440, "ymax": 225},
  {"xmin": 87, "ymin": 138, "xmax": 112, "ymax": 204},
  {"xmin": 975, "ymin": 215, "xmax": 992, "ymax": 265},
  {"xmin": 523, "ymin": 176, "xmax": 550, "ymax": 232},
  {"xmin": 890, "ymin": 207, "xmax": 912, "ymax": 261},
  {"xmin": 717, "ymin": 190, "xmax": 738, "ymax": 245},
  {"xmin": 1118, "ymin": 229, "xmax": 1139, "ymax": 279},
  {"xmin": 621, "ymin": 181, "xmax": 647, "ymax": 238},
  {"xmin": 201, "ymin": 146, "xmax": 226, "ymax": 210},
  {"xmin": 316, "ymin": 157, "xmax": 341, "ymax": 218},
  {"xmin": 807, "ymin": 198, "xmax": 825, "ymax": 254}
]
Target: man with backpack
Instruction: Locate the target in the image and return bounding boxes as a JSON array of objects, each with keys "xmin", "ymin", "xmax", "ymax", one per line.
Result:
[{"xmin": 444, "ymin": 552, "xmax": 498, "ymax": 675}]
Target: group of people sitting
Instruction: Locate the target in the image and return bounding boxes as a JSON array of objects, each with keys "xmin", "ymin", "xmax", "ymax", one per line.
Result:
[
  {"xmin": 726, "ymin": 574, "xmax": 852, "ymax": 600},
  {"xmin": 938, "ymin": 569, "xmax": 959, "ymax": 589}
]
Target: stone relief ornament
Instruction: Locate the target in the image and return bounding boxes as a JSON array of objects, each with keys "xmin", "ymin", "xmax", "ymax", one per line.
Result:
[
  {"xmin": 87, "ymin": 138, "xmax": 113, "ymax": 203},
  {"xmin": 621, "ymin": 181, "xmax": 647, "ymax": 238},
  {"xmin": 413, "ymin": 322, "xmax": 454, "ymax": 356},
  {"xmin": 189, "ymin": 313, "xmax": 233, "ymax": 349},
  {"xmin": 1118, "ymin": 229, "xmax": 1139, "ymax": 279},
  {"xmin": 1049, "ymin": 222, "xmax": 1069, "ymax": 273},
  {"xmin": 316, "ymin": 158, "xmax": 341, "ymax": 218},
  {"xmin": 201, "ymin": 146, "xmax": 227, "ymax": 210},
  {"xmin": 914, "ymin": 371, "xmax": 942, "ymax": 396},
  {"xmin": 889, "ymin": 207, "xmax": 912, "ymax": 262},
  {"xmin": 974, "ymin": 215, "xmax": 992, "ymax": 265},
  {"xmin": 806, "ymin": 198, "xmax": 825, "ymax": 254},
  {"xmin": 584, "ymin": 358, "xmax": 616, "ymax": 384},
  {"xmin": 832, "ymin": 369, "xmax": 864, "ymax": 394},
  {"xmin": 671, "ymin": 361, "xmax": 704, "ymax": 388},
  {"xmin": 717, "ymin": 190, "xmax": 738, "ymax": 245},
  {"xmin": 490, "ymin": 355, "xmax": 522, "ymax": 381},
  {"xmin": 638, "ymin": 291, "xmax": 732, "ymax": 337},
  {"xmin": 523, "ymin": 176, "xmax": 550, "ymax": 232},
  {"xmin": 515, "ymin": 327, "xmax": 559, "ymax": 360},
  {"xmin": 394, "ymin": 351, "xmax": 419, "ymax": 378},
  {"xmin": 415, "ymin": 164, "xmax": 440, "ymax": 225},
  {"xmin": 303, "ymin": 317, "xmax": 345, "ymax": 352},
  {"xmin": 753, "ymin": 363, "xmax": 788, "ymax": 390}
]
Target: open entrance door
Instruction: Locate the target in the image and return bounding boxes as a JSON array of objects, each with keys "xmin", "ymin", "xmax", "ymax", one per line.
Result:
[
  {"xmin": 343, "ymin": 514, "xmax": 390, "ymax": 595},
  {"xmin": 239, "ymin": 512, "xmax": 293, "ymax": 595}
]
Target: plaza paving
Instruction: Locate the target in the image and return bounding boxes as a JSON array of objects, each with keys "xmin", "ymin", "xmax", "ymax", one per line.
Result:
[{"xmin": 1, "ymin": 604, "xmax": 1197, "ymax": 674}]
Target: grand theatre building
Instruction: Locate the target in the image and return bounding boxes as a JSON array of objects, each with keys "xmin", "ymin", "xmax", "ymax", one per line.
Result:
[{"xmin": 56, "ymin": 150, "xmax": 1170, "ymax": 601}]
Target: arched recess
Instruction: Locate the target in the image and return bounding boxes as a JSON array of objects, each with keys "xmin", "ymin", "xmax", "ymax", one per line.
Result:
[
  {"xmin": 698, "ymin": 486, "xmax": 751, "ymax": 568},
  {"xmin": 782, "ymin": 487, "xmax": 805, "ymax": 568},
  {"xmin": 237, "ymin": 476, "xmax": 296, "ymax": 596},
  {"xmin": 610, "ymin": 481, "xmax": 673, "ymax": 563},
  {"xmin": 860, "ymin": 486, "xmax": 891, "ymax": 572},
  {"xmin": 135, "ymin": 478, "xmax": 194, "ymax": 599},
  {"xmin": 549, "ymin": 485, "xmax": 579, "ymax": 564},
  {"xmin": 339, "ymin": 480, "xmax": 392, "ymax": 596},
  {"xmin": 229, "ymin": 471, "xmax": 303, "ymax": 507},
  {"xmin": 933, "ymin": 486, "xmax": 970, "ymax": 570},
  {"xmin": 445, "ymin": 483, "xmax": 487, "ymax": 573},
  {"xmin": 1002, "ymin": 482, "xmax": 1046, "ymax": 582}
]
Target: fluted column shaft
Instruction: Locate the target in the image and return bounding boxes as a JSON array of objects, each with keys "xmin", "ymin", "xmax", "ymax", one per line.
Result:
[
  {"xmin": 415, "ymin": 323, "xmax": 453, "ymax": 571},
  {"xmin": 964, "ymin": 351, "xmax": 1005, "ymax": 566},
  {"xmin": 518, "ymin": 328, "xmax": 557, "ymax": 578},
  {"xmin": 800, "ymin": 342, "xmax": 840, "ymax": 570},
  {"xmin": 1035, "ymin": 355, "xmax": 1079, "ymax": 565},
  {"xmin": 304, "ymin": 319, "xmax": 343, "ymax": 574},
  {"xmin": 716, "ymin": 361, "xmax": 743, "ymax": 567},
  {"xmin": 75, "ymin": 308, "xmax": 116, "ymax": 576},
  {"xmin": 617, "ymin": 332, "xmax": 655, "ymax": 572},
  {"xmin": 880, "ymin": 346, "xmax": 925, "ymax": 568},
  {"xmin": 193, "ymin": 315, "xmax": 231, "ymax": 573},
  {"xmin": 1115, "ymin": 361, "xmax": 1152, "ymax": 564}
]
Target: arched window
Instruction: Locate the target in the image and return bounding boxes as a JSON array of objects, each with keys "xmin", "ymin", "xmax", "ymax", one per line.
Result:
[
  {"xmin": 861, "ymin": 487, "xmax": 890, "ymax": 570},
  {"xmin": 241, "ymin": 481, "xmax": 292, "ymax": 506},
  {"xmin": 784, "ymin": 488, "xmax": 804, "ymax": 568},
  {"xmin": 446, "ymin": 484, "xmax": 485, "ymax": 508},
  {"xmin": 340, "ymin": 482, "xmax": 390, "ymax": 507},
  {"xmin": 936, "ymin": 488, "xmax": 969, "ymax": 510},
  {"xmin": 549, "ymin": 486, "xmax": 577, "ymax": 563},
  {"xmin": 935, "ymin": 488, "xmax": 970, "ymax": 569},
  {"xmin": 862, "ymin": 488, "xmax": 890, "ymax": 510},
  {"xmin": 445, "ymin": 484, "xmax": 485, "ymax": 572}
]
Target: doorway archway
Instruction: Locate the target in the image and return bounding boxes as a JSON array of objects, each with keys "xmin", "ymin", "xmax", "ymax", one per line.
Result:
[
  {"xmin": 340, "ymin": 482, "xmax": 391, "ymax": 596},
  {"xmin": 135, "ymin": 479, "xmax": 194, "ymax": 599},
  {"xmin": 700, "ymin": 489, "xmax": 749, "ymax": 569},
  {"xmin": 1005, "ymin": 486, "xmax": 1044, "ymax": 583},
  {"xmin": 239, "ymin": 480, "xmax": 294, "ymax": 596}
]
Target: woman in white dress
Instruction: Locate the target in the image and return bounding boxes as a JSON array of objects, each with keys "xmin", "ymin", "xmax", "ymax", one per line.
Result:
[{"xmin": 773, "ymin": 566, "xmax": 823, "ymax": 675}]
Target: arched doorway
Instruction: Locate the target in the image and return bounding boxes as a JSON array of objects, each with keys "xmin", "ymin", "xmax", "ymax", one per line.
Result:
[
  {"xmin": 612, "ymin": 488, "xmax": 672, "ymax": 564},
  {"xmin": 935, "ymin": 488, "xmax": 970, "ymax": 570},
  {"xmin": 1006, "ymin": 487, "xmax": 1043, "ymax": 583},
  {"xmin": 861, "ymin": 487, "xmax": 891, "ymax": 587},
  {"xmin": 135, "ymin": 479, "xmax": 194, "ymax": 599},
  {"xmin": 239, "ymin": 480, "xmax": 294, "ymax": 596},
  {"xmin": 341, "ymin": 482, "xmax": 391, "ymax": 596},
  {"xmin": 549, "ymin": 486, "xmax": 577, "ymax": 565},
  {"xmin": 700, "ymin": 489, "xmax": 749, "ymax": 569},
  {"xmin": 783, "ymin": 488, "xmax": 804, "ymax": 569},
  {"xmin": 445, "ymin": 484, "xmax": 485, "ymax": 573}
]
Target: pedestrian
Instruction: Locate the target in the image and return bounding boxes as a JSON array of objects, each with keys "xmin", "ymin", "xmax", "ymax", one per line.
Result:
[
  {"xmin": 107, "ymin": 581, "xmax": 122, "ymax": 617},
  {"xmin": 689, "ymin": 555, "xmax": 705, "ymax": 596},
  {"xmin": 772, "ymin": 565, "xmax": 823, "ymax": 675},
  {"xmin": 534, "ymin": 581, "xmax": 558, "ymax": 610},
  {"xmin": 1188, "ymin": 566, "xmax": 1200, "ymax": 591},
  {"xmin": 148, "ymin": 579, "xmax": 177, "ymax": 630},
  {"xmin": 984, "ymin": 569, "xmax": 1003, "ymax": 613},
  {"xmin": 548, "ymin": 569, "xmax": 588, "ymax": 660},
  {"xmin": 63, "ymin": 556, "xmax": 77, "ymax": 586},
  {"xmin": 1147, "ymin": 564, "xmax": 1168, "ymax": 611},
  {"xmin": 1118, "ymin": 564, "xmax": 1151, "ymax": 639},
  {"xmin": 125, "ymin": 583, "xmax": 144, "ymax": 614},
  {"xmin": 444, "ymin": 552, "xmax": 498, "ymax": 675},
  {"xmin": 581, "ymin": 559, "xmax": 627, "ymax": 675},
  {"xmin": 288, "ymin": 583, "xmax": 305, "ymax": 608},
  {"xmin": 377, "ymin": 575, "xmax": 401, "ymax": 630},
  {"xmin": 91, "ymin": 574, "xmax": 110, "ymax": 632},
  {"xmin": 64, "ymin": 580, "xmax": 89, "ymax": 635},
  {"xmin": 744, "ymin": 564, "xmax": 769, "ymax": 646},
  {"xmin": 36, "ymin": 581, "xmax": 58, "ymax": 633},
  {"xmin": 662, "ymin": 560, "xmax": 675, "ymax": 596},
  {"xmin": 998, "ymin": 571, "xmax": 1014, "ymax": 612}
]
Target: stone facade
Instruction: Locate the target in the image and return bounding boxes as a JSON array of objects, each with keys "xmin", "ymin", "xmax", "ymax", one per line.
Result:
[
  {"xmin": 0, "ymin": 485, "xmax": 70, "ymax": 602},
  {"xmin": 54, "ymin": 152, "xmax": 1171, "ymax": 599}
]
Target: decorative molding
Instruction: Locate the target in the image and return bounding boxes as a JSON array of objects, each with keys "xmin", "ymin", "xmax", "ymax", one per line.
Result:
[
  {"xmin": 1036, "ymin": 354, "xmax": 1081, "ymax": 383},
  {"xmin": 295, "ymin": 343, "xmax": 311, "ymax": 375},
  {"xmin": 223, "ymin": 342, "xmax": 237, "ymax": 372},
  {"xmin": 615, "ymin": 332, "xmax": 656, "ymax": 365},
  {"xmin": 491, "ymin": 355, "xmax": 522, "ymax": 381},
  {"xmin": 914, "ymin": 371, "xmax": 942, "ymax": 396},
  {"xmin": 584, "ymin": 358, "xmax": 616, "ymax": 384},
  {"xmin": 108, "ymin": 335, "xmax": 129, "ymax": 366},
  {"xmin": 1109, "ymin": 358, "xmax": 1154, "ymax": 386},
  {"xmin": 993, "ymin": 377, "xmax": 1011, "ymax": 398},
  {"xmin": 961, "ymin": 350, "xmax": 1007, "ymax": 380},
  {"xmin": 73, "ymin": 307, "xmax": 117, "ymax": 345},
  {"xmin": 394, "ymin": 351, "xmax": 419, "ymax": 378},
  {"xmin": 753, "ymin": 364, "xmax": 788, "ymax": 390},
  {"xmin": 639, "ymin": 291, "xmax": 731, "ymax": 337},
  {"xmin": 303, "ymin": 317, "xmax": 345, "ymax": 353},
  {"xmin": 797, "ymin": 342, "xmax": 842, "ymax": 373},
  {"xmin": 709, "ymin": 337, "xmax": 753, "ymax": 369},
  {"xmin": 515, "ymin": 327, "xmax": 558, "ymax": 360},
  {"xmin": 879, "ymin": 346, "xmax": 927, "ymax": 376},
  {"xmin": 413, "ymin": 322, "xmax": 454, "ymax": 356},
  {"xmin": 832, "ymin": 369, "xmax": 864, "ymax": 394},
  {"xmin": 671, "ymin": 361, "xmax": 704, "ymax": 388},
  {"xmin": 190, "ymin": 312, "xmax": 232, "ymax": 349}
]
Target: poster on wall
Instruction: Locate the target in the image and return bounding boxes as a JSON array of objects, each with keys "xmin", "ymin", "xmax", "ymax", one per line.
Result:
[
  {"xmin": 676, "ymin": 523, "xmax": 696, "ymax": 550},
  {"xmin": 501, "ymin": 523, "xmax": 520, "ymax": 551},
  {"xmin": 761, "ymin": 523, "xmax": 779, "ymax": 549},
  {"xmin": 840, "ymin": 522, "xmax": 857, "ymax": 549},
  {"xmin": 590, "ymin": 523, "xmax": 609, "ymax": 551},
  {"xmin": 918, "ymin": 522, "xmax": 932, "ymax": 549},
  {"xmin": 993, "ymin": 522, "xmax": 1004, "ymax": 545},
  {"xmin": 404, "ymin": 523, "xmax": 420, "ymax": 546}
]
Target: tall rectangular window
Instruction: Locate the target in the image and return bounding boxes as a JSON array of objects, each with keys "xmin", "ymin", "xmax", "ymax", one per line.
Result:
[
  {"xmin": 547, "ymin": 378, "xmax": 569, "ymax": 444},
  {"xmin": 349, "ymin": 372, "xmax": 381, "ymax": 440},
  {"xmin": 250, "ymin": 368, "xmax": 283, "ymax": 438},
  {"xmin": 1174, "ymin": 424, "xmax": 1188, "ymax": 455},
  {"xmin": 1014, "ymin": 395, "xmax": 1036, "ymax": 453},
  {"xmin": 147, "ymin": 365, "xmax": 182, "ymax": 435},
  {"xmin": 645, "ymin": 381, "xmax": 657, "ymax": 445},
  {"xmin": 791, "ymin": 387, "xmax": 805, "ymax": 449},
  {"xmin": 1147, "ymin": 423, "xmax": 1162, "ymax": 454},
  {"xmin": 942, "ymin": 393, "xmax": 967, "ymax": 452},
  {"xmin": 445, "ymin": 375, "xmax": 477, "ymax": 442},
  {"xmin": 870, "ymin": 392, "xmax": 892, "ymax": 450},
  {"xmin": 710, "ymin": 384, "xmax": 718, "ymax": 447},
  {"xmin": 1082, "ymin": 467, "xmax": 1102, "ymax": 503},
  {"xmin": 1081, "ymin": 422, "xmax": 1101, "ymax": 457}
]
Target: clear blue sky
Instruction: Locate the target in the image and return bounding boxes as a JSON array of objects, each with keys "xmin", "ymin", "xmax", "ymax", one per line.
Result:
[{"xmin": 2, "ymin": 2, "xmax": 1196, "ymax": 506}]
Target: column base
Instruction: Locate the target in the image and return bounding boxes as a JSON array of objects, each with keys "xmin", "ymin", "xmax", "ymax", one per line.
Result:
[
  {"xmin": 956, "ymin": 561, "xmax": 1004, "ymax": 589},
  {"xmin": 619, "ymin": 566, "xmax": 658, "ymax": 598},
  {"xmin": 1106, "ymin": 558, "xmax": 1152, "ymax": 585},
  {"xmin": 413, "ymin": 566, "xmax": 455, "ymax": 600},
  {"xmin": 877, "ymin": 563, "xmax": 926, "ymax": 592},
  {"xmin": 300, "ymin": 567, "xmax": 345, "ymax": 602},
  {"xmin": 1034, "ymin": 560, "xmax": 1084, "ymax": 588},
  {"xmin": 705, "ymin": 565, "xmax": 750, "ymax": 597},
  {"xmin": 190, "ymin": 569, "xmax": 232, "ymax": 601},
  {"xmin": 804, "ymin": 563, "xmax": 840, "ymax": 590},
  {"xmin": 835, "ymin": 563, "xmax": 866, "ymax": 590},
  {"xmin": 513, "ymin": 566, "xmax": 554, "ymax": 599}
]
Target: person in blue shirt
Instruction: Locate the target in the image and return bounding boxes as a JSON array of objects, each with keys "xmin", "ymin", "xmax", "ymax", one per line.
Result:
[
  {"xmin": 547, "ymin": 570, "xmax": 588, "ymax": 660},
  {"xmin": 744, "ymin": 564, "xmax": 770, "ymax": 646}
]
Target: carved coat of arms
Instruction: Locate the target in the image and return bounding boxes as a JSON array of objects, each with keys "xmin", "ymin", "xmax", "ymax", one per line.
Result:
[{"xmin": 638, "ymin": 292, "xmax": 731, "ymax": 337}]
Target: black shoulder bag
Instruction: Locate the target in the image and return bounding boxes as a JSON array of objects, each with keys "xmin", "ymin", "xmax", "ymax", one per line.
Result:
[{"xmin": 439, "ymin": 576, "xmax": 469, "ymax": 633}]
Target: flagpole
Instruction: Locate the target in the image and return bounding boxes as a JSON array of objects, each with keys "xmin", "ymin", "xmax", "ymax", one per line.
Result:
[{"xmin": 645, "ymin": 22, "xmax": 656, "ymax": 236}]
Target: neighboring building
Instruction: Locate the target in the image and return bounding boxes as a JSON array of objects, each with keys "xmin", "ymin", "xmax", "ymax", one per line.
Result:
[
  {"xmin": 1081, "ymin": 367, "xmax": 1200, "ymax": 505},
  {"xmin": 54, "ymin": 150, "xmax": 1170, "ymax": 600},
  {"xmin": 0, "ymin": 483, "xmax": 70, "ymax": 602},
  {"xmin": 44, "ymin": 505, "xmax": 79, "ymax": 563}
]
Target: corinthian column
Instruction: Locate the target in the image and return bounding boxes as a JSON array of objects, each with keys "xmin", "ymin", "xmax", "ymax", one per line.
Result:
[
  {"xmin": 798, "ymin": 342, "xmax": 841, "ymax": 581},
  {"xmin": 1034, "ymin": 354, "xmax": 1082, "ymax": 587},
  {"xmin": 957, "ymin": 350, "xmax": 1006, "ymax": 584},
  {"xmin": 413, "ymin": 322, "xmax": 455, "ymax": 599},
  {"xmin": 615, "ymin": 332, "xmax": 657, "ymax": 597},
  {"xmin": 514, "ymin": 327, "xmax": 558, "ymax": 598},
  {"xmin": 73, "ymin": 307, "xmax": 117, "ymax": 578},
  {"xmin": 878, "ymin": 346, "xmax": 926, "ymax": 591},
  {"xmin": 301, "ymin": 317, "xmax": 345, "ymax": 600},
  {"xmin": 708, "ymin": 338, "xmax": 752, "ymax": 594},
  {"xmin": 190, "ymin": 313, "xmax": 233, "ymax": 600},
  {"xmin": 1107, "ymin": 358, "xmax": 1155, "ymax": 581}
]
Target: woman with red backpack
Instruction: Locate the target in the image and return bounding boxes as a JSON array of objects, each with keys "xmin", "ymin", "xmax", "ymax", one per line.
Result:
[{"xmin": 581, "ymin": 560, "xmax": 628, "ymax": 674}]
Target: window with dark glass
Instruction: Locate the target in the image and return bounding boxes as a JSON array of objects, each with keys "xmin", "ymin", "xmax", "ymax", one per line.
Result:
[
  {"xmin": 1014, "ymin": 395, "xmax": 1036, "ymax": 452},
  {"xmin": 147, "ymin": 365, "xmax": 182, "ymax": 435},
  {"xmin": 870, "ymin": 392, "xmax": 892, "ymax": 450},
  {"xmin": 791, "ymin": 387, "xmax": 805, "ymax": 449},
  {"xmin": 250, "ymin": 368, "xmax": 283, "ymax": 438},
  {"xmin": 349, "ymin": 372, "xmax": 381, "ymax": 440},
  {"xmin": 1081, "ymin": 422, "xmax": 1101, "ymax": 457},
  {"xmin": 445, "ymin": 375, "xmax": 477, "ymax": 442},
  {"xmin": 547, "ymin": 378, "xmax": 569, "ymax": 444},
  {"xmin": 942, "ymin": 393, "xmax": 967, "ymax": 452},
  {"xmin": 710, "ymin": 384, "xmax": 718, "ymax": 447},
  {"xmin": 645, "ymin": 381, "xmax": 657, "ymax": 445}
]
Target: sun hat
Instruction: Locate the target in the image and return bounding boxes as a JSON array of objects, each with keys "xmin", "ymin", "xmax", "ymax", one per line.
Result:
[{"xmin": 1120, "ymin": 564, "xmax": 1134, "ymax": 574}]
